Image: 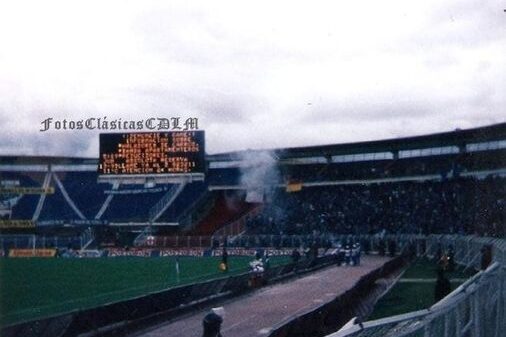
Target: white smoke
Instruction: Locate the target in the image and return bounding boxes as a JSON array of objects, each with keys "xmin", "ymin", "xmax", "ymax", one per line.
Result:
[{"xmin": 238, "ymin": 150, "xmax": 279, "ymax": 203}]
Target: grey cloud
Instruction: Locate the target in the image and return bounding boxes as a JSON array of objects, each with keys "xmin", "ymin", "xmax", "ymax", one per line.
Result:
[
  {"xmin": 298, "ymin": 98, "xmax": 438, "ymax": 124},
  {"xmin": 134, "ymin": 7, "xmax": 303, "ymax": 68},
  {"xmin": 0, "ymin": 132, "xmax": 95, "ymax": 158},
  {"xmin": 394, "ymin": 1, "xmax": 505, "ymax": 53},
  {"xmin": 125, "ymin": 84, "xmax": 263, "ymax": 124},
  {"xmin": 0, "ymin": 0, "xmax": 504, "ymax": 157}
]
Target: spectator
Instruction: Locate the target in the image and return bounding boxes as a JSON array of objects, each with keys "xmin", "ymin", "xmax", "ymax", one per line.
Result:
[
  {"xmin": 447, "ymin": 245, "xmax": 455, "ymax": 272},
  {"xmin": 434, "ymin": 269, "xmax": 451, "ymax": 302},
  {"xmin": 220, "ymin": 246, "xmax": 228, "ymax": 272},
  {"xmin": 388, "ymin": 240, "xmax": 397, "ymax": 257},
  {"xmin": 202, "ymin": 307, "xmax": 225, "ymax": 337},
  {"xmin": 480, "ymin": 245, "xmax": 492, "ymax": 270},
  {"xmin": 244, "ymin": 177, "xmax": 505, "ymax": 238},
  {"xmin": 291, "ymin": 248, "xmax": 301, "ymax": 263}
]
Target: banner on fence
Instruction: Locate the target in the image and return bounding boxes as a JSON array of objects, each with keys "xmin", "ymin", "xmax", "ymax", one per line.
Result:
[
  {"xmin": 0, "ymin": 187, "xmax": 54, "ymax": 194},
  {"xmin": 212, "ymin": 248, "xmax": 293, "ymax": 257},
  {"xmin": 105, "ymin": 247, "xmax": 294, "ymax": 257},
  {"xmin": 106, "ymin": 248, "xmax": 152, "ymax": 257},
  {"xmin": 0, "ymin": 220, "xmax": 35, "ymax": 229},
  {"xmin": 9, "ymin": 248, "xmax": 57, "ymax": 257},
  {"xmin": 159, "ymin": 249, "xmax": 205, "ymax": 257}
]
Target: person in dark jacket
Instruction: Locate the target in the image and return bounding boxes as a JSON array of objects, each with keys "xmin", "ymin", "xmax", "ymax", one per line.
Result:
[
  {"xmin": 220, "ymin": 246, "xmax": 228, "ymax": 272},
  {"xmin": 291, "ymin": 248, "xmax": 301, "ymax": 263},
  {"xmin": 388, "ymin": 239, "xmax": 397, "ymax": 257},
  {"xmin": 434, "ymin": 269, "xmax": 451, "ymax": 302},
  {"xmin": 378, "ymin": 239, "xmax": 386, "ymax": 256},
  {"xmin": 480, "ymin": 244, "xmax": 492, "ymax": 270},
  {"xmin": 447, "ymin": 245, "xmax": 455, "ymax": 272},
  {"xmin": 203, "ymin": 307, "xmax": 224, "ymax": 337}
]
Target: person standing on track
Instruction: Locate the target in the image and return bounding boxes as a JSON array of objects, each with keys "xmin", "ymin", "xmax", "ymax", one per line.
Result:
[
  {"xmin": 202, "ymin": 307, "xmax": 225, "ymax": 337},
  {"xmin": 220, "ymin": 246, "xmax": 229, "ymax": 272}
]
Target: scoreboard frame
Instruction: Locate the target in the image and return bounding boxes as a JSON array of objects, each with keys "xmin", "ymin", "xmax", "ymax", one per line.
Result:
[
  {"xmin": 97, "ymin": 131, "xmax": 205, "ymax": 185},
  {"xmin": 97, "ymin": 173, "xmax": 205, "ymax": 185}
]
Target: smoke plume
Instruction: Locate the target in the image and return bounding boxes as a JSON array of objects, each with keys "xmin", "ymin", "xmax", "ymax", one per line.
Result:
[{"xmin": 238, "ymin": 150, "xmax": 279, "ymax": 203}]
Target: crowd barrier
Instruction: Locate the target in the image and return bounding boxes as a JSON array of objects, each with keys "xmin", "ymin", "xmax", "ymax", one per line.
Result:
[
  {"xmin": 329, "ymin": 235, "xmax": 506, "ymax": 337},
  {"xmin": 0, "ymin": 254, "xmax": 335, "ymax": 337},
  {"xmin": 139, "ymin": 233, "xmax": 421, "ymax": 249},
  {"xmin": 266, "ymin": 253, "xmax": 410, "ymax": 337}
]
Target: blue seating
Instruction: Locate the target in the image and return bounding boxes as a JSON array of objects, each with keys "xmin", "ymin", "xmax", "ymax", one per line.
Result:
[
  {"xmin": 55, "ymin": 172, "xmax": 108, "ymax": 219},
  {"xmin": 2, "ymin": 172, "xmax": 45, "ymax": 220},
  {"xmin": 102, "ymin": 186, "xmax": 167, "ymax": 222},
  {"xmin": 157, "ymin": 182, "xmax": 208, "ymax": 222}
]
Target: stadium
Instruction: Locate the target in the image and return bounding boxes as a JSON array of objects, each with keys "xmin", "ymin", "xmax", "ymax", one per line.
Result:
[{"xmin": 0, "ymin": 123, "xmax": 505, "ymax": 337}]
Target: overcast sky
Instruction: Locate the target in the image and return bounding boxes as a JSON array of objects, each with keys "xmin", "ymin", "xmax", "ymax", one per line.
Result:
[{"xmin": 0, "ymin": 0, "xmax": 504, "ymax": 157}]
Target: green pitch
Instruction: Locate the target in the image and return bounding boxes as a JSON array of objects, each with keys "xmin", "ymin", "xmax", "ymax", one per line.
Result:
[
  {"xmin": 0, "ymin": 255, "xmax": 291, "ymax": 327},
  {"xmin": 368, "ymin": 258, "xmax": 476, "ymax": 320}
]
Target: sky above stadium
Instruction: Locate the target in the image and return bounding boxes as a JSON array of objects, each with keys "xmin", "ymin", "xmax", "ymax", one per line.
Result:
[{"xmin": 0, "ymin": 0, "xmax": 505, "ymax": 157}]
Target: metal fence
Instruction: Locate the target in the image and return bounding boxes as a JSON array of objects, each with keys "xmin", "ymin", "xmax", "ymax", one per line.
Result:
[
  {"xmin": 0, "ymin": 234, "xmax": 87, "ymax": 250},
  {"xmin": 141, "ymin": 233, "xmax": 427, "ymax": 250},
  {"xmin": 2, "ymin": 232, "xmax": 424, "ymax": 250},
  {"xmin": 329, "ymin": 235, "xmax": 506, "ymax": 337}
]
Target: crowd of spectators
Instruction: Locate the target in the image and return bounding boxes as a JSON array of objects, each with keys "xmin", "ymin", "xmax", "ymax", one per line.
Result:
[{"xmin": 246, "ymin": 176, "xmax": 505, "ymax": 237}]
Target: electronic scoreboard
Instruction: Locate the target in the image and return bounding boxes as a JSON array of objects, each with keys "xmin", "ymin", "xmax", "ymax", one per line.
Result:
[{"xmin": 98, "ymin": 131, "xmax": 205, "ymax": 178}]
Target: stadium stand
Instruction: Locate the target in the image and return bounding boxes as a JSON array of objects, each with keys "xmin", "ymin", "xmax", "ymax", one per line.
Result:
[
  {"xmin": 101, "ymin": 188, "xmax": 167, "ymax": 222},
  {"xmin": 55, "ymin": 172, "xmax": 108, "ymax": 219},
  {"xmin": 1, "ymin": 172, "xmax": 45, "ymax": 220},
  {"xmin": 246, "ymin": 176, "xmax": 505, "ymax": 237},
  {"xmin": 0, "ymin": 123, "xmax": 504, "ymax": 247}
]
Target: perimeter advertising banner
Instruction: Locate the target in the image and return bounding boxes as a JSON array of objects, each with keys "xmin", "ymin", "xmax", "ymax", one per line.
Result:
[
  {"xmin": 9, "ymin": 249, "xmax": 57, "ymax": 258},
  {"xmin": 0, "ymin": 220, "xmax": 35, "ymax": 229}
]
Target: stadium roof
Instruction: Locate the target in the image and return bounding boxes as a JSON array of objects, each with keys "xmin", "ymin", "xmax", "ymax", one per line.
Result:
[
  {"xmin": 0, "ymin": 156, "xmax": 97, "ymax": 166},
  {"xmin": 207, "ymin": 122, "xmax": 506, "ymax": 161},
  {"xmin": 0, "ymin": 122, "xmax": 505, "ymax": 165}
]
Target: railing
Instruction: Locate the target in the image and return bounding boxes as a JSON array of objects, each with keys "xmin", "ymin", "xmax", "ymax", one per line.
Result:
[
  {"xmin": 0, "ymin": 234, "xmax": 85, "ymax": 250},
  {"xmin": 329, "ymin": 235, "xmax": 506, "ymax": 337},
  {"xmin": 136, "ymin": 233, "xmax": 425, "ymax": 250}
]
